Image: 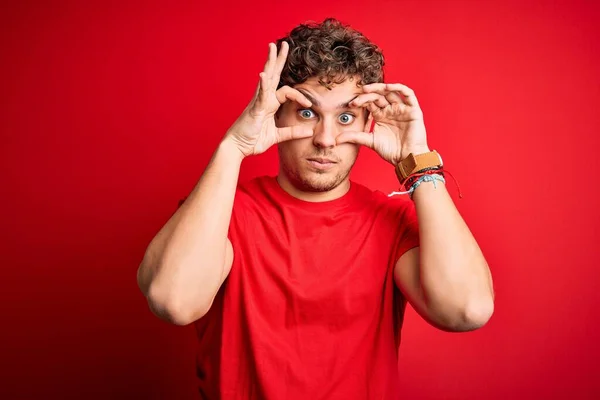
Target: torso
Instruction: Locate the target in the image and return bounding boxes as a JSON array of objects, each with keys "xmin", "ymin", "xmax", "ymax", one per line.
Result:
[{"xmin": 194, "ymin": 176, "xmax": 419, "ymax": 400}]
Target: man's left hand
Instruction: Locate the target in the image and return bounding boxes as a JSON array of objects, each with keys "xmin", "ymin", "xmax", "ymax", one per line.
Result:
[{"xmin": 336, "ymin": 83, "xmax": 431, "ymax": 164}]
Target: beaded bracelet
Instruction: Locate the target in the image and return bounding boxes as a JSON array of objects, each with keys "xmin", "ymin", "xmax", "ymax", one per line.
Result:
[
  {"xmin": 389, "ymin": 173, "xmax": 446, "ymax": 198},
  {"xmin": 408, "ymin": 174, "xmax": 446, "ymax": 199},
  {"xmin": 402, "ymin": 167, "xmax": 444, "ymax": 190}
]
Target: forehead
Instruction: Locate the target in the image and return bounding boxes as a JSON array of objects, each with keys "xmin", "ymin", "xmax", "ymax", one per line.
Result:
[{"xmin": 293, "ymin": 76, "xmax": 362, "ymax": 107}]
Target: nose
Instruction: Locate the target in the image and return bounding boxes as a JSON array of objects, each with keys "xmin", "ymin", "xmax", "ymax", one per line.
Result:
[{"xmin": 312, "ymin": 119, "xmax": 337, "ymax": 149}]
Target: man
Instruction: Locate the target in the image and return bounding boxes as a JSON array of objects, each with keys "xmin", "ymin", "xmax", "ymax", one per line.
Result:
[{"xmin": 137, "ymin": 18, "xmax": 494, "ymax": 400}]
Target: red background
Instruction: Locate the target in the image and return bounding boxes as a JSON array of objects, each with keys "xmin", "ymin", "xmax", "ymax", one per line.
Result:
[{"xmin": 2, "ymin": 0, "xmax": 599, "ymax": 398}]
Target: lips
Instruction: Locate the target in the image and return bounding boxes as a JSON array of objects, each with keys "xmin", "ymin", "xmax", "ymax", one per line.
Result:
[
  {"xmin": 307, "ymin": 158, "xmax": 336, "ymax": 164},
  {"xmin": 306, "ymin": 157, "xmax": 337, "ymax": 171}
]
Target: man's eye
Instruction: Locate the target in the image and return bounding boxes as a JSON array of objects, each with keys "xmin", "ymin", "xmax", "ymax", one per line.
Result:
[
  {"xmin": 298, "ymin": 109, "xmax": 315, "ymax": 119},
  {"xmin": 339, "ymin": 113, "xmax": 355, "ymax": 125}
]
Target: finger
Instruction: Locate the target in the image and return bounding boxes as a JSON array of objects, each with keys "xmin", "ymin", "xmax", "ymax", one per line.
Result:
[
  {"xmin": 353, "ymin": 100, "xmax": 382, "ymax": 116},
  {"xmin": 366, "ymin": 83, "xmax": 419, "ymax": 107},
  {"xmin": 366, "ymin": 102, "xmax": 381, "ymax": 115},
  {"xmin": 336, "ymin": 131, "xmax": 374, "ymax": 148},
  {"xmin": 275, "ymin": 85, "xmax": 312, "ymax": 108},
  {"xmin": 382, "ymin": 83, "xmax": 416, "ymax": 97},
  {"xmin": 359, "ymin": 83, "xmax": 404, "ymax": 105},
  {"xmin": 373, "ymin": 96, "xmax": 390, "ymax": 108},
  {"xmin": 262, "ymin": 43, "xmax": 277, "ymax": 81},
  {"xmin": 384, "ymin": 83, "xmax": 418, "ymax": 106},
  {"xmin": 350, "ymin": 93, "xmax": 390, "ymax": 108},
  {"xmin": 362, "ymin": 83, "xmax": 388, "ymax": 93},
  {"xmin": 364, "ymin": 113, "xmax": 375, "ymax": 133},
  {"xmin": 253, "ymin": 72, "xmax": 270, "ymax": 109},
  {"xmin": 276, "ymin": 125, "xmax": 314, "ymax": 143},
  {"xmin": 273, "ymin": 41, "xmax": 289, "ymax": 81}
]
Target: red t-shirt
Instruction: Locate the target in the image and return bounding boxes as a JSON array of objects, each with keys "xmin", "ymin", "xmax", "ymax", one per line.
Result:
[{"xmin": 194, "ymin": 175, "xmax": 420, "ymax": 399}]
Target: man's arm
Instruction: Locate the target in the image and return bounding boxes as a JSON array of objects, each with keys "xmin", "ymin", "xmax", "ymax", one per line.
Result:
[
  {"xmin": 137, "ymin": 41, "xmax": 313, "ymax": 326},
  {"xmin": 394, "ymin": 180, "xmax": 495, "ymax": 332},
  {"xmin": 137, "ymin": 140, "xmax": 242, "ymax": 325},
  {"xmin": 333, "ymin": 81, "xmax": 494, "ymax": 331}
]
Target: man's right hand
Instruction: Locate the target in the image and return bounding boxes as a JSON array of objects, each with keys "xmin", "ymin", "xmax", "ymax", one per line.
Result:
[{"xmin": 223, "ymin": 41, "xmax": 314, "ymax": 158}]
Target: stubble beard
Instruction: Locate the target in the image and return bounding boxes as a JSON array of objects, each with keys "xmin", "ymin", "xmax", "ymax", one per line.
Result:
[{"xmin": 282, "ymin": 159, "xmax": 353, "ymax": 193}]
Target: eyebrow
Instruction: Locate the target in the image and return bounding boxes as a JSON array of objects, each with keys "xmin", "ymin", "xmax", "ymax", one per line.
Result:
[{"xmin": 297, "ymin": 88, "xmax": 359, "ymax": 109}]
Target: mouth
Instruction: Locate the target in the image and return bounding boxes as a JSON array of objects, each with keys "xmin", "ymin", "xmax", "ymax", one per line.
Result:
[
  {"xmin": 307, "ymin": 157, "xmax": 337, "ymax": 164},
  {"xmin": 306, "ymin": 157, "xmax": 337, "ymax": 171}
]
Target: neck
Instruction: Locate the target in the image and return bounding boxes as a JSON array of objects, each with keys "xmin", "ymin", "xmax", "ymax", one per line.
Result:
[{"xmin": 276, "ymin": 172, "xmax": 351, "ymax": 203}]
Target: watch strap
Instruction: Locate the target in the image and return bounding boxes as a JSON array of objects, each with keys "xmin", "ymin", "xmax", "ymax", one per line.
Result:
[{"xmin": 395, "ymin": 150, "xmax": 443, "ymax": 181}]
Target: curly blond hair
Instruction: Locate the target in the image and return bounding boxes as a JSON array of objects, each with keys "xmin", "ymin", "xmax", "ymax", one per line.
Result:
[{"xmin": 276, "ymin": 18, "xmax": 385, "ymax": 90}]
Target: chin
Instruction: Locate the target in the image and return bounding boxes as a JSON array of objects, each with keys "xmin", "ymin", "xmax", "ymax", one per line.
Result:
[{"xmin": 290, "ymin": 166, "xmax": 349, "ymax": 193}]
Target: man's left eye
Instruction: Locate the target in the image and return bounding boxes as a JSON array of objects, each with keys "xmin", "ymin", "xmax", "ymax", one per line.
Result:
[{"xmin": 339, "ymin": 113, "xmax": 355, "ymax": 124}]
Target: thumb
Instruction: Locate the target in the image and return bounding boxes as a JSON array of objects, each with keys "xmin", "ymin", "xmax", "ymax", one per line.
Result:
[
  {"xmin": 276, "ymin": 125, "xmax": 314, "ymax": 143},
  {"xmin": 336, "ymin": 131, "xmax": 374, "ymax": 148}
]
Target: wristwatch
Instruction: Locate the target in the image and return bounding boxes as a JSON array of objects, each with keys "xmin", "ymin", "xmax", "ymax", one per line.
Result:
[{"xmin": 395, "ymin": 150, "xmax": 444, "ymax": 181}]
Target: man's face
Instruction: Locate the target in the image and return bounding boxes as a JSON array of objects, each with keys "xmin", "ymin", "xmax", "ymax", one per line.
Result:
[{"xmin": 275, "ymin": 76, "xmax": 368, "ymax": 193}]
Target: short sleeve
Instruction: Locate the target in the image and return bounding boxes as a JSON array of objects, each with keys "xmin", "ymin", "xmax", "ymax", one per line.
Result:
[{"xmin": 393, "ymin": 199, "xmax": 420, "ymax": 262}]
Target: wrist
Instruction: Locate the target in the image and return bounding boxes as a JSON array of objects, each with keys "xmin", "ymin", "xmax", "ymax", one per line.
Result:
[
  {"xmin": 401, "ymin": 146, "xmax": 431, "ymax": 160},
  {"xmin": 394, "ymin": 148, "xmax": 442, "ymax": 184},
  {"xmin": 218, "ymin": 137, "xmax": 247, "ymax": 164},
  {"xmin": 409, "ymin": 174, "xmax": 446, "ymax": 200}
]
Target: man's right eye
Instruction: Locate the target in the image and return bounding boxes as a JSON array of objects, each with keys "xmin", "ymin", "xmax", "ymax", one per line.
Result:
[{"xmin": 298, "ymin": 109, "xmax": 315, "ymax": 119}]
